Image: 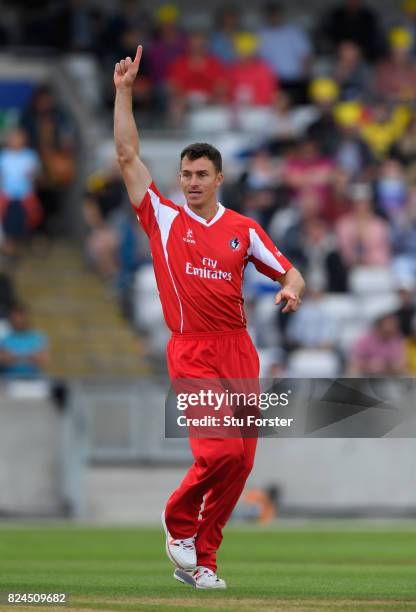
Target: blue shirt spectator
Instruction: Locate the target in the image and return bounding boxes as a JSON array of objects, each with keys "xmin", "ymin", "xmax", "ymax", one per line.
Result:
[
  {"xmin": 0, "ymin": 129, "xmax": 39, "ymax": 200},
  {"xmin": 210, "ymin": 7, "xmax": 241, "ymax": 64},
  {"xmin": 258, "ymin": 3, "xmax": 312, "ymax": 81},
  {"xmin": 0, "ymin": 305, "xmax": 48, "ymax": 379}
]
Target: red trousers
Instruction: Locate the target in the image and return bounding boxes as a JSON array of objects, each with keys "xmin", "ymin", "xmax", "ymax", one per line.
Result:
[{"xmin": 165, "ymin": 328, "xmax": 259, "ymax": 572}]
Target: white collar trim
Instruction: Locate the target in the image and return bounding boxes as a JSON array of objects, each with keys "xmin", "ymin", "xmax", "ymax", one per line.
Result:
[{"xmin": 184, "ymin": 202, "xmax": 225, "ymax": 227}]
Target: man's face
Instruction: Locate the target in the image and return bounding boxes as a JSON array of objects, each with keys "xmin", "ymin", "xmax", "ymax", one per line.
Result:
[
  {"xmin": 7, "ymin": 129, "xmax": 26, "ymax": 150},
  {"xmin": 188, "ymin": 32, "xmax": 206, "ymax": 55},
  {"xmin": 377, "ymin": 315, "xmax": 399, "ymax": 339},
  {"xmin": 10, "ymin": 310, "xmax": 29, "ymax": 332},
  {"xmin": 180, "ymin": 156, "xmax": 223, "ymax": 208}
]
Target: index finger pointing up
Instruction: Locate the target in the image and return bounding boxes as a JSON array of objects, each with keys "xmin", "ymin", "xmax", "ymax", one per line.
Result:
[{"xmin": 134, "ymin": 45, "xmax": 143, "ymax": 65}]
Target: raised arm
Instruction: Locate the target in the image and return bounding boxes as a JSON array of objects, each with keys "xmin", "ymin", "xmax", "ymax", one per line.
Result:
[{"xmin": 114, "ymin": 44, "xmax": 152, "ymax": 205}]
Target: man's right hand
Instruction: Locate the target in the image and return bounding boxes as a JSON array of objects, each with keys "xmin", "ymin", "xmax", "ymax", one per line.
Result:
[{"xmin": 114, "ymin": 45, "xmax": 142, "ymax": 90}]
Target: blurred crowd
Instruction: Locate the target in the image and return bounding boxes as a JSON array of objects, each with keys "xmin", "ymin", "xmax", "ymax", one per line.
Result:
[
  {"xmin": 1, "ymin": 0, "xmax": 416, "ymax": 377},
  {"xmin": 0, "ymin": 85, "xmax": 76, "ymax": 257}
]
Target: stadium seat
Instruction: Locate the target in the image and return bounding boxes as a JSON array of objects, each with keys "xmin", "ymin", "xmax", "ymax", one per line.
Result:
[
  {"xmin": 238, "ymin": 107, "xmax": 273, "ymax": 132},
  {"xmin": 319, "ymin": 294, "xmax": 359, "ymax": 324},
  {"xmin": 349, "ymin": 266, "xmax": 392, "ymax": 294},
  {"xmin": 187, "ymin": 106, "xmax": 231, "ymax": 133},
  {"xmin": 257, "ymin": 347, "xmax": 285, "ymax": 378},
  {"xmin": 62, "ymin": 54, "xmax": 103, "ymax": 110},
  {"xmin": 337, "ymin": 321, "xmax": 368, "ymax": 354},
  {"xmin": 286, "ymin": 349, "xmax": 340, "ymax": 377},
  {"xmin": 360, "ymin": 293, "xmax": 400, "ymax": 321}
]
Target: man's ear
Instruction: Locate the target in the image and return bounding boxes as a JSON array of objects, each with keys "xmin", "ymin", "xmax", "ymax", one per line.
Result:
[{"xmin": 216, "ymin": 172, "xmax": 224, "ymax": 187}]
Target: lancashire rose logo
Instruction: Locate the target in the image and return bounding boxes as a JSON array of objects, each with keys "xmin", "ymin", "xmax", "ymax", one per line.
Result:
[{"xmin": 229, "ymin": 237, "xmax": 240, "ymax": 250}]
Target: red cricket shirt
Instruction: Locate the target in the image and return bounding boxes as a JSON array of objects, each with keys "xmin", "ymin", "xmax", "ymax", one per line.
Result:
[{"xmin": 133, "ymin": 182, "xmax": 292, "ymax": 333}]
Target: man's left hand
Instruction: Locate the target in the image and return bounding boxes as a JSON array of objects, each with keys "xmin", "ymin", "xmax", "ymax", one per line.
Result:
[{"xmin": 275, "ymin": 288, "xmax": 302, "ymax": 313}]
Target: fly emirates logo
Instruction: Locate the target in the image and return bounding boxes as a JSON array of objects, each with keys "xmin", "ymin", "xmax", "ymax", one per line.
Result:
[{"xmin": 185, "ymin": 257, "xmax": 232, "ymax": 282}]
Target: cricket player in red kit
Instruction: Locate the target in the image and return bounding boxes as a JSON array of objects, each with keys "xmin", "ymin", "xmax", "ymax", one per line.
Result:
[{"xmin": 114, "ymin": 45, "xmax": 305, "ymax": 589}]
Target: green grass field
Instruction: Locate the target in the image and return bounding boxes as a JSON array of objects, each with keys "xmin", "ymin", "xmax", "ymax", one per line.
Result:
[{"xmin": 1, "ymin": 522, "xmax": 416, "ymax": 611}]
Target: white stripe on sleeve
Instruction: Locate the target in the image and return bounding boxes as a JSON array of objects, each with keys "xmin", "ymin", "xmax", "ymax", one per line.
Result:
[
  {"xmin": 248, "ymin": 227, "xmax": 286, "ymax": 275},
  {"xmin": 148, "ymin": 189, "xmax": 184, "ymax": 332}
]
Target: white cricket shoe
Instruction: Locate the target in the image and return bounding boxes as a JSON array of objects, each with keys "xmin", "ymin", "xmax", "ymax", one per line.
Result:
[
  {"xmin": 174, "ymin": 566, "xmax": 227, "ymax": 589},
  {"xmin": 161, "ymin": 510, "xmax": 196, "ymax": 571}
]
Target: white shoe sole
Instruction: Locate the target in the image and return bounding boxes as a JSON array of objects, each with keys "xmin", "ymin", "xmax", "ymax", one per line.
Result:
[
  {"xmin": 174, "ymin": 568, "xmax": 227, "ymax": 589},
  {"xmin": 161, "ymin": 510, "xmax": 196, "ymax": 571},
  {"xmin": 173, "ymin": 568, "xmax": 196, "ymax": 587}
]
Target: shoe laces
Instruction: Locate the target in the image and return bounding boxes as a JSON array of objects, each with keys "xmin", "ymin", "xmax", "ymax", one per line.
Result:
[
  {"xmin": 196, "ymin": 566, "xmax": 216, "ymax": 579},
  {"xmin": 174, "ymin": 536, "xmax": 195, "ymax": 550}
]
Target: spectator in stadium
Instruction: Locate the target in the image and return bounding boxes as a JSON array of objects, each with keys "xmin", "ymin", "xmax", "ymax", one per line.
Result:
[
  {"xmin": 391, "ymin": 114, "xmax": 416, "ymax": 167},
  {"xmin": 268, "ymin": 188, "xmax": 320, "ymax": 244},
  {"xmin": 375, "ymin": 158, "xmax": 407, "ymax": 220},
  {"xmin": 242, "ymin": 147, "xmax": 281, "ymax": 190},
  {"xmin": 390, "ymin": 184, "xmax": 416, "ymax": 281},
  {"xmin": 210, "ymin": 6, "xmax": 241, "ymax": 64},
  {"xmin": 321, "ymin": 168, "xmax": 352, "ymax": 225},
  {"xmin": 0, "ymin": 271, "xmax": 17, "ymax": 320},
  {"xmin": 168, "ymin": 31, "xmax": 227, "ymax": 127},
  {"xmin": 0, "ymin": 304, "xmax": 48, "ymax": 379},
  {"xmin": 280, "ymin": 136, "xmax": 336, "ymax": 202},
  {"xmin": 241, "ymin": 188, "xmax": 279, "ymax": 229},
  {"xmin": 285, "ymin": 285, "xmax": 338, "ymax": 350},
  {"xmin": 278, "ymin": 209, "xmax": 348, "ymax": 293},
  {"xmin": 394, "ymin": 280, "xmax": 416, "ymax": 338},
  {"xmin": 320, "ymin": 0, "xmax": 384, "ymax": 61},
  {"xmin": 406, "ymin": 316, "xmax": 416, "ymax": 373},
  {"xmin": 61, "ymin": 0, "xmax": 104, "ymax": 54},
  {"xmin": 0, "ymin": 128, "xmax": 42, "ymax": 257},
  {"xmin": 335, "ymin": 183, "xmax": 391, "ymax": 267},
  {"xmin": 228, "ymin": 33, "xmax": 277, "ymax": 107},
  {"xmin": 258, "ymin": 2, "xmax": 312, "ymax": 104},
  {"xmin": 400, "ymin": 0, "xmax": 416, "ymax": 56},
  {"xmin": 332, "ymin": 40, "xmax": 371, "ymax": 100},
  {"xmin": 102, "ymin": 0, "xmax": 151, "ymax": 55},
  {"xmin": 374, "ymin": 28, "xmax": 416, "ymax": 103},
  {"xmin": 307, "ymin": 78, "xmax": 341, "ymax": 157},
  {"xmin": 347, "ymin": 313, "xmax": 408, "ymax": 376},
  {"xmin": 20, "ymin": 85, "xmax": 76, "ymax": 238},
  {"xmin": 148, "ymin": 4, "xmax": 186, "ymax": 112},
  {"xmin": 332, "ymin": 101, "xmax": 374, "ymax": 180},
  {"xmin": 360, "ymin": 100, "xmax": 409, "ymax": 161},
  {"xmin": 83, "ymin": 163, "xmax": 126, "ymax": 284},
  {"xmin": 83, "ymin": 196, "xmax": 120, "ymax": 283},
  {"xmin": 262, "ymin": 91, "xmax": 318, "ymax": 154},
  {"xmin": 86, "ymin": 160, "xmax": 126, "ymax": 220}
]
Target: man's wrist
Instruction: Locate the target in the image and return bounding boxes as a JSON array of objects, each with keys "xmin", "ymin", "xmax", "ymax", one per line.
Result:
[{"xmin": 116, "ymin": 84, "xmax": 134, "ymax": 95}]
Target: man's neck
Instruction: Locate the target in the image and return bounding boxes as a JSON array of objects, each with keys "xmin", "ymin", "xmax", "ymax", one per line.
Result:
[{"xmin": 187, "ymin": 200, "xmax": 219, "ymax": 221}]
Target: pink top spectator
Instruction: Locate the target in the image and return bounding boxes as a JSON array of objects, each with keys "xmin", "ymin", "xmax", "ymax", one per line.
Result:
[
  {"xmin": 350, "ymin": 330, "xmax": 406, "ymax": 375},
  {"xmin": 335, "ymin": 213, "xmax": 391, "ymax": 266}
]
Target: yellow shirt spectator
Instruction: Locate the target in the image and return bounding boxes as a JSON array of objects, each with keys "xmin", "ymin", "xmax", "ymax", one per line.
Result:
[{"xmin": 360, "ymin": 106, "xmax": 410, "ymax": 159}]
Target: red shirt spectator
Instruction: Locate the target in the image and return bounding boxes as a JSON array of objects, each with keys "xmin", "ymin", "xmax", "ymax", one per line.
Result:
[
  {"xmin": 168, "ymin": 32, "xmax": 226, "ymax": 103},
  {"xmin": 228, "ymin": 57, "xmax": 277, "ymax": 106},
  {"xmin": 281, "ymin": 138, "xmax": 335, "ymax": 201},
  {"xmin": 374, "ymin": 28, "xmax": 416, "ymax": 102}
]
